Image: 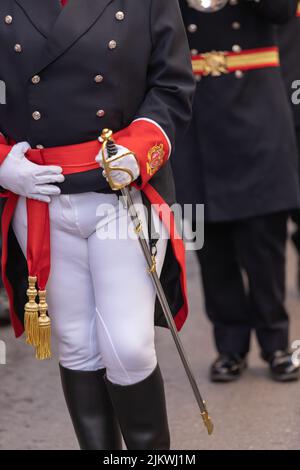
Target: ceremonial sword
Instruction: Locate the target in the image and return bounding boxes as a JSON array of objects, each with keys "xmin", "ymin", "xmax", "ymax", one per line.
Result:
[{"xmin": 99, "ymin": 129, "xmax": 214, "ymax": 436}]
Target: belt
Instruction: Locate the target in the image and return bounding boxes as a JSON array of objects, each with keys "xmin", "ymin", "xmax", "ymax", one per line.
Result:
[
  {"xmin": 191, "ymin": 46, "xmax": 280, "ymax": 77},
  {"xmin": 7, "ymin": 138, "xmax": 103, "ymax": 360}
]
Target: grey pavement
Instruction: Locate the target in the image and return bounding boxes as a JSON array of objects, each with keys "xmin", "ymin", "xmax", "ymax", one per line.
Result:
[{"xmin": 0, "ymin": 244, "xmax": 299, "ymax": 450}]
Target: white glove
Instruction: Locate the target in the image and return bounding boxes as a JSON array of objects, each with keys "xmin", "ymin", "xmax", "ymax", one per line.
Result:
[
  {"xmin": 95, "ymin": 144, "xmax": 140, "ymax": 188},
  {"xmin": 0, "ymin": 142, "xmax": 65, "ymax": 203}
]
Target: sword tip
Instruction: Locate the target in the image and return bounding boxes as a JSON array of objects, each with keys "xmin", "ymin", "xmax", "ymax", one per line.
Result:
[{"xmin": 201, "ymin": 410, "xmax": 214, "ymax": 436}]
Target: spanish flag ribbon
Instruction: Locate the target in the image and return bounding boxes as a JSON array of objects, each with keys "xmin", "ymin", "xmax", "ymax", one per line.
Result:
[{"xmin": 25, "ymin": 199, "xmax": 52, "ymax": 360}]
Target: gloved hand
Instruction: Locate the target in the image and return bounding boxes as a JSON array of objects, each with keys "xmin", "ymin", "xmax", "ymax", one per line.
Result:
[
  {"xmin": 0, "ymin": 142, "xmax": 64, "ymax": 203},
  {"xmin": 96, "ymin": 144, "xmax": 140, "ymax": 189}
]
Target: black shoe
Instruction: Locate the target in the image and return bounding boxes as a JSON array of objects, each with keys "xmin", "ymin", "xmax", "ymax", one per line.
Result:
[
  {"xmin": 59, "ymin": 365, "xmax": 122, "ymax": 450},
  {"xmin": 262, "ymin": 351, "xmax": 300, "ymax": 382},
  {"xmin": 105, "ymin": 365, "xmax": 170, "ymax": 450},
  {"xmin": 210, "ymin": 354, "xmax": 247, "ymax": 383}
]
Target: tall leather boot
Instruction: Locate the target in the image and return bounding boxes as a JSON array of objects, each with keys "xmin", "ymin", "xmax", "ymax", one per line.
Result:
[
  {"xmin": 105, "ymin": 365, "xmax": 170, "ymax": 450},
  {"xmin": 59, "ymin": 365, "xmax": 122, "ymax": 450}
]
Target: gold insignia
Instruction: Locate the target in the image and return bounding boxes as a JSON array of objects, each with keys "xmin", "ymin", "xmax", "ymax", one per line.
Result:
[
  {"xmin": 147, "ymin": 144, "xmax": 165, "ymax": 176},
  {"xmin": 202, "ymin": 51, "xmax": 228, "ymax": 77}
]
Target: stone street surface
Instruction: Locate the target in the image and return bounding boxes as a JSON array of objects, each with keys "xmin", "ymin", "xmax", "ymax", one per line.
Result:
[{"xmin": 0, "ymin": 244, "xmax": 299, "ymax": 450}]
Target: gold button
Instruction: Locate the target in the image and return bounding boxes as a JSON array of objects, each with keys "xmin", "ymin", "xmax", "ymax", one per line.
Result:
[
  {"xmin": 96, "ymin": 109, "xmax": 105, "ymax": 118},
  {"xmin": 191, "ymin": 49, "xmax": 199, "ymax": 56},
  {"xmin": 4, "ymin": 15, "xmax": 13, "ymax": 25},
  {"xmin": 31, "ymin": 75, "xmax": 41, "ymax": 84},
  {"xmin": 115, "ymin": 11, "xmax": 125, "ymax": 21},
  {"xmin": 36, "ymin": 144, "xmax": 44, "ymax": 149},
  {"xmin": 108, "ymin": 40, "xmax": 117, "ymax": 50},
  {"xmin": 14, "ymin": 44, "xmax": 22, "ymax": 53},
  {"xmin": 32, "ymin": 111, "xmax": 41, "ymax": 121},
  {"xmin": 94, "ymin": 74, "xmax": 104, "ymax": 83}
]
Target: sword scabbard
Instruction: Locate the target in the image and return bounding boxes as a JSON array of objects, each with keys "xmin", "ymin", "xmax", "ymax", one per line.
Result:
[{"xmin": 100, "ymin": 128, "xmax": 214, "ymax": 437}]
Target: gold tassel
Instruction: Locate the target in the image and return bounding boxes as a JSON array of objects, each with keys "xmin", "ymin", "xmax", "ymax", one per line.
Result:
[
  {"xmin": 35, "ymin": 290, "xmax": 51, "ymax": 360},
  {"xmin": 24, "ymin": 276, "xmax": 39, "ymax": 347}
]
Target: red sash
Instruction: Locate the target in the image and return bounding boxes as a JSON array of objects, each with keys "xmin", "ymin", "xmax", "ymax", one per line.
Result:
[{"xmin": 0, "ymin": 121, "xmax": 187, "ymax": 358}]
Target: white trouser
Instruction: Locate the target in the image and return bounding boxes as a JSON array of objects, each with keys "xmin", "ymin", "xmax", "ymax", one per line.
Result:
[{"xmin": 12, "ymin": 190, "xmax": 168, "ymax": 385}]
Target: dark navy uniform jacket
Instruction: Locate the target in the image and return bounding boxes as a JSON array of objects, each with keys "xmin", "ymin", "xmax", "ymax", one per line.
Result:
[
  {"xmin": 0, "ymin": 0, "xmax": 195, "ymax": 197},
  {"xmin": 0, "ymin": 0, "xmax": 195, "ymax": 334},
  {"xmin": 173, "ymin": 0, "xmax": 300, "ymax": 222},
  {"xmin": 278, "ymin": 6, "xmax": 300, "ymax": 128}
]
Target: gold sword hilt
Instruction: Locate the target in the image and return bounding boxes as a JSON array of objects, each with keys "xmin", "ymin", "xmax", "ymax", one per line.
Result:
[
  {"xmin": 99, "ymin": 128, "xmax": 136, "ymax": 191},
  {"xmin": 100, "ymin": 128, "xmax": 114, "ymax": 143}
]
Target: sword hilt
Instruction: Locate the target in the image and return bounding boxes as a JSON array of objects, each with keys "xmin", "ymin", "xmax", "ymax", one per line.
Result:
[
  {"xmin": 99, "ymin": 128, "xmax": 114, "ymax": 145},
  {"xmin": 99, "ymin": 128, "xmax": 136, "ymax": 191},
  {"xmin": 99, "ymin": 128, "xmax": 118, "ymax": 158},
  {"xmin": 107, "ymin": 140, "xmax": 118, "ymax": 157}
]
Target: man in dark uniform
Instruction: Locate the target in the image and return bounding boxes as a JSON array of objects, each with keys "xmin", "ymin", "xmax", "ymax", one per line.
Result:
[
  {"xmin": 278, "ymin": 3, "xmax": 300, "ymax": 290},
  {"xmin": 0, "ymin": 0, "xmax": 194, "ymax": 450},
  {"xmin": 173, "ymin": 0, "xmax": 300, "ymax": 382}
]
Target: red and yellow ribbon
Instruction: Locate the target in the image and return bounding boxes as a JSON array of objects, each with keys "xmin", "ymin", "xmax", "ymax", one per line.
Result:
[{"xmin": 192, "ymin": 47, "xmax": 280, "ymax": 77}]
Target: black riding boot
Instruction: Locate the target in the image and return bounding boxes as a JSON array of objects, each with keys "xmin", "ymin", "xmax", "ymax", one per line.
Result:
[
  {"xmin": 105, "ymin": 365, "xmax": 170, "ymax": 450},
  {"xmin": 59, "ymin": 365, "xmax": 122, "ymax": 450}
]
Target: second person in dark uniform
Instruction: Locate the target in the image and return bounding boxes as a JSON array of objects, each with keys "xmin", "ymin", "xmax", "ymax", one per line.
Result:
[
  {"xmin": 278, "ymin": 2, "xmax": 300, "ymax": 290},
  {"xmin": 173, "ymin": 0, "xmax": 300, "ymax": 382},
  {"xmin": 0, "ymin": 0, "xmax": 194, "ymax": 450}
]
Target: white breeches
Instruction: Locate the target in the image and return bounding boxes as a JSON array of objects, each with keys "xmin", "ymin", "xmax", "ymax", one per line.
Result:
[{"xmin": 12, "ymin": 190, "xmax": 168, "ymax": 385}]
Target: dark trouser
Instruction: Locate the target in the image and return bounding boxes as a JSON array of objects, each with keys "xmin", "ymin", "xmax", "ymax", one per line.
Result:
[
  {"xmin": 197, "ymin": 212, "xmax": 289, "ymax": 356},
  {"xmin": 291, "ymin": 127, "xmax": 300, "ymax": 252}
]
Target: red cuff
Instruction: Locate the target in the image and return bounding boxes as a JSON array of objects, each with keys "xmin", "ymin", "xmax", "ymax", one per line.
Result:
[
  {"xmin": 0, "ymin": 135, "xmax": 11, "ymax": 165},
  {"xmin": 113, "ymin": 119, "xmax": 171, "ymax": 189}
]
